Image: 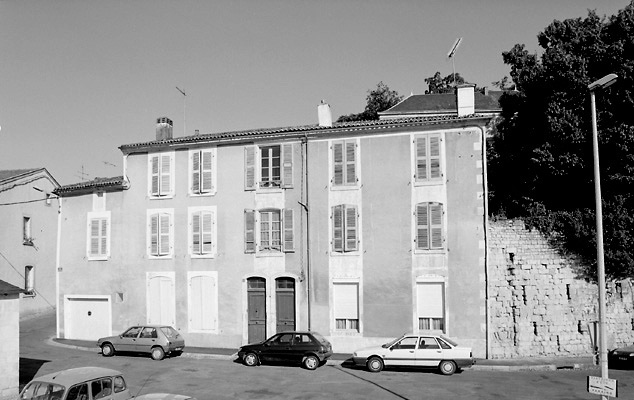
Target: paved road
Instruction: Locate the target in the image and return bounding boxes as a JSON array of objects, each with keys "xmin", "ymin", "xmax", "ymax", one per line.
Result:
[{"xmin": 20, "ymin": 314, "xmax": 634, "ymax": 399}]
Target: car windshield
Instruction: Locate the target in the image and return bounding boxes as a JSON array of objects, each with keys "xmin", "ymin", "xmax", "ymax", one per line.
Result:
[
  {"xmin": 439, "ymin": 335, "xmax": 458, "ymax": 347},
  {"xmin": 20, "ymin": 381, "xmax": 65, "ymax": 400},
  {"xmin": 160, "ymin": 326, "xmax": 179, "ymax": 338},
  {"xmin": 383, "ymin": 336, "xmax": 404, "ymax": 348}
]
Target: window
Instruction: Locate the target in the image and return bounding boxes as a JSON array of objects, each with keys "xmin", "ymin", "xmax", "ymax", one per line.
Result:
[
  {"xmin": 415, "ymin": 202, "xmax": 444, "ymax": 250},
  {"xmin": 419, "ymin": 336, "xmax": 441, "ymax": 349},
  {"xmin": 414, "ymin": 134, "xmax": 442, "ymax": 182},
  {"xmin": 417, "ymin": 282, "xmax": 445, "ymax": 332},
  {"xmin": 147, "ymin": 210, "xmax": 173, "ymax": 257},
  {"xmin": 87, "ymin": 211, "xmax": 110, "ymax": 260},
  {"xmin": 113, "ymin": 376, "xmax": 127, "ymax": 393},
  {"xmin": 244, "ymin": 144, "xmax": 293, "ymax": 190},
  {"xmin": 332, "ymin": 204, "xmax": 358, "ymax": 253},
  {"xmin": 149, "ymin": 152, "xmax": 174, "ymax": 197},
  {"xmin": 188, "ymin": 272, "xmax": 218, "ymax": 333},
  {"xmin": 244, "ymin": 208, "xmax": 294, "ymax": 253},
  {"xmin": 24, "ymin": 265, "xmax": 34, "ymax": 296},
  {"xmin": 23, "ymin": 216, "xmax": 32, "ymax": 245},
  {"xmin": 189, "ymin": 207, "xmax": 217, "ymax": 257},
  {"xmin": 66, "ymin": 383, "xmax": 88, "ymax": 400},
  {"xmin": 190, "ymin": 148, "xmax": 216, "ymax": 195},
  {"xmin": 333, "ymin": 282, "xmax": 359, "ymax": 332},
  {"xmin": 332, "ymin": 140, "xmax": 358, "ymax": 186},
  {"xmin": 91, "ymin": 378, "xmax": 113, "ymax": 400}
]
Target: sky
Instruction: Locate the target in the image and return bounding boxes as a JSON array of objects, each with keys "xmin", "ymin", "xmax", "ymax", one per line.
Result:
[{"xmin": 0, "ymin": 0, "xmax": 630, "ymax": 185}]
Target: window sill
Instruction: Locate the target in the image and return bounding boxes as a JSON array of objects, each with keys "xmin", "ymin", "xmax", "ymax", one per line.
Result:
[
  {"xmin": 149, "ymin": 194, "xmax": 175, "ymax": 200},
  {"xmin": 332, "ymin": 330, "xmax": 362, "ymax": 337},
  {"xmin": 255, "ymin": 251, "xmax": 284, "ymax": 258},
  {"xmin": 413, "ymin": 180, "xmax": 444, "ymax": 187},
  {"xmin": 330, "ymin": 184, "xmax": 360, "ymax": 191},
  {"xmin": 413, "ymin": 249, "xmax": 446, "ymax": 255},
  {"xmin": 330, "ymin": 251, "xmax": 361, "ymax": 257},
  {"xmin": 190, "ymin": 253, "xmax": 217, "ymax": 259},
  {"xmin": 87, "ymin": 256, "xmax": 109, "ymax": 261},
  {"xmin": 189, "ymin": 190, "xmax": 217, "ymax": 197},
  {"xmin": 147, "ymin": 255, "xmax": 174, "ymax": 260}
]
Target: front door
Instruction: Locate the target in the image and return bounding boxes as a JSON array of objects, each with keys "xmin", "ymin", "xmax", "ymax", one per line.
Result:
[
  {"xmin": 276, "ymin": 278, "xmax": 295, "ymax": 333},
  {"xmin": 385, "ymin": 336, "xmax": 419, "ymax": 367},
  {"xmin": 247, "ymin": 277, "xmax": 266, "ymax": 344}
]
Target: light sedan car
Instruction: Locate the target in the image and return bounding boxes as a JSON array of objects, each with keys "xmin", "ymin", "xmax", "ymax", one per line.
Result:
[
  {"xmin": 238, "ymin": 331, "xmax": 333, "ymax": 370},
  {"xmin": 97, "ymin": 325, "xmax": 185, "ymax": 361},
  {"xmin": 352, "ymin": 333, "xmax": 474, "ymax": 375},
  {"xmin": 19, "ymin": 366, "xmax": 131, "ymax": 400}
]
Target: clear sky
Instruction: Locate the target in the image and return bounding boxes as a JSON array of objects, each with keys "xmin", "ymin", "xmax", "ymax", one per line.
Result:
[{"xmin": 0, "ymin": 0, "xmax": 629, "ymax": 185}]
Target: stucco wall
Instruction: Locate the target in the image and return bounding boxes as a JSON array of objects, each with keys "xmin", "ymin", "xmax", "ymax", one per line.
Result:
[
  {"xmin": 0, "ymin": 296, "xmax": 20, "ymax": 400},
  {"xmin": 488, "ymin": 218, "xmax": 634, "ymax": 358}
]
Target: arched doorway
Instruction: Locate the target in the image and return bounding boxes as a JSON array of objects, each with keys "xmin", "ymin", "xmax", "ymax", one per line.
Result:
[
  {"xmin": 247, "ymin": 277, "xmax": 266, "ymax": 343},
  {"xmin": 275, "ymin": 277, "xmax": 296, "ymax": 333}
]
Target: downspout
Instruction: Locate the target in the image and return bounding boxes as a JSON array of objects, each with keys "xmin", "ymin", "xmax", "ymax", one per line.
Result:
[
  {"xmin": 55, "ymin": 196, "xmax": 62, "ymax": 338},
  {"xmin": 478, "ymin": 124, "xmax": 490, "ymax": 359},
  {"xmin": 301, "ymin": 133, "xmax": 311, "ymax": 331}
]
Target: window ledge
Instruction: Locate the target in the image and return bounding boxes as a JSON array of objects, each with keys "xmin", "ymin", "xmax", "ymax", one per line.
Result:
[
  {"xmin": 332, "ymin": 330, "xmax": 362, "ymax": 337},
  {"xmin": 147, "ymin": 255, "xmax": 174, "ymax": 260},
  {"xmin": 330, "ymin": 251, "xmax": 361, "ymax": 257},
  {"xmin": 190, "ymin": 253, "xmax": 217, "ymax": 259},
  {"xmin": 413, "ymin": 180, "xmax": 444, "ymax": 187},
  {"xmin": 255, "ymin": 251, "xmax": 284, "ymax": 258},
  {"xmin": 189, "ymin": 190, "xmax": 217, "ymax": 197},
  {"xmin": 330, "ymin": 185, "xmax": 360, "ymax": 191},
  {"xmin": 87, "ymin": 256, "xmax": 109, "ymax": 261},
  {"xmin": 149, "ymin": 194, "xmax": 175, "ymax": 200},
  {"xmin": 413, "ymin": 249, "xmax": 446, "ymax": 255}
]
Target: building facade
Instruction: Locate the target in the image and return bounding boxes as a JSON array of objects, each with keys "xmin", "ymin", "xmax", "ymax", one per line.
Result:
[{"xmin": 55, "ymin": 92, "xmax": 493, "ymax": 356}]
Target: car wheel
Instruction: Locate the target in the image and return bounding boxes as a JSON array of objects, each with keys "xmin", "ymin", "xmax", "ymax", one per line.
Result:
[
  {"xmin": 151, "ymin": 346, "xmax": 165, "ymax": 361},
  {"xmin": 303, "ymin": 355, "xmax": 319, "ymax": 370},
  {"xmin": 439, "ymin": 360, "xmax": 457, "ymax": 375},
  {"xmin": 101, "ymin": 343, "xmax": 115, "ymax": 357},
  {"xmin": 243, "ymin": 352, "xmax": 259, "ymax": 367},
  {"xmin": 367, "ymin": 356, "xmax": 384, "ymax": 373}
]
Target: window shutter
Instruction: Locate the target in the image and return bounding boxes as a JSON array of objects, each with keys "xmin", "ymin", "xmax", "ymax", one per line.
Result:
[
  {"xmin": 244, "ymin": 209, "xmax": 256, "ymax": 253},
  {"xmin": 160, "ymin": 154, "xmax": 171, "ymax": 195},
  {"xmin": 334, "ymin": 283, "xmax": 358, "ymax": 320},
  {"xmin": 345, "ymin": 141, "xmax": 356, "ymax": 185},
  {"xmin": 332, "ymin": 205, "xmax": 344, "ymax": 252},
  {"xmin": 429, "ymin": 136, "xmax": 441, "ymax": 179},
  {"xmin": 415, "ymin": 137, "xmax": 427, "ymax": 181},
  {"xmin": 192, "ymin": 212, "xmax": 201, "ymax": 254},
  {"xmin": 244, "ymin": 146, "xmax": 256, "ymax": 190},
  {"xmin": 201, "ymin": 151, "xmax": 213, "ymax": 193},
  {"xmin": 430, "ymin": 203, "xmax": 443, "ymax": 249},
  {"xmin": 151, "ymin": 156, "xmax": 160, "ymax": 195},
  {"xmin": 344, "ymin": 205, "xmax": 358, "ymax": 251},
  {"xmin": 417, "ymin": 282, "xmax": 444, "ymax": 318},
  {"xmin": 192, "ymin": 151, "xmax": 201, "ymax": 194},
  {"xmin": 159, "ymin": 214, "xmax": 171, "ymax": 255},
  {"xmin": 281, "ymin": 143, "xmax": 293, "ymax": 188},
  {"xmin": 202, "ymin": 211, "xmax": 213, "ymax": 253},
  {"xmin": 90, "ymin": 219, "xmax": 100, "ymax": 256},
  {"xmin": 333, "ymin": 142, "xmax": 344, "ymax": 185},
  {"xmin": 416, "ymin": 203, "xmax": 429, "ymax": 250},
  {"xmin": 150, "ymin": 214, "xmax": 159, "ymax": 255},
  {"xmin": 101, "ymin": 218, "xmax": 108, "ymax": 256},
  {"xmin": 282, "ymin": 208, "xmax": 294, "ymax": 252}
]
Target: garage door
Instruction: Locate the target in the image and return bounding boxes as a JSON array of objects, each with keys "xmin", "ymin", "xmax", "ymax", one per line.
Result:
[{"xmin": 64, "ymin": 296, "xmax": 111, "ymax": 340}]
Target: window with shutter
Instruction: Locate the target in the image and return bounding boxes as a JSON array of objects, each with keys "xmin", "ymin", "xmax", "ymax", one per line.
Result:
[
  {"xmin": 332, "ymin": 140, "xmax": 358, "ymax": 187},
  {"xmin": 191, "ymin": 149, "xmax": 215, "ymax": 195},
  {"xmin": 149, "ymin": 152, "xmax": 174, "ymax": 197},
  {"xmin": 332, "ymin": 204, "xmax": 359, "ymax": 253},
  {"xmin": 188, "ymin": 272, "xmax": 218, "ymax": 333},
  {"xmin": 260, "ymin": 209, "xmax": 281, "ymax": 251},
  {"xmin": 245, "ymin": 146, "xmax": 256, "ymax": 191},
  {"xmin": 282, "ymin": 208, "xmax": 294, "ymax": 252},
  {"xmin": 415, "ymin": 202, "xmax": 444, "ymax": 250},
  {"xmin": 282, "ymin": 144, "xmax": 293, "ymax": 188},
  {"xmin": 148, "ymin": 210, "xmax": 173, "ymax": 257},
  {"xmin": 417, "ymin": 282, "xmax": 445, "ymax": 332},
  {"xmin": 260, "ymin": 146, "xmax": 281, "ymax": 188},
  {"xmin": 414, "ymin": 134, "xmax": 442, "ymax": 183},
  {"xmin": 333, "ymin": 282, "xmax": 359, "ymax": 332},
  {"xmin": 87, "ymin": 212, "xmax": 110, "ymax": 260},
  {"xmin": 244, "ymin": 209, "xmax": 256, "ymax": 253},
  {"xmin": 190, "ymin": 208, "xmax": 216, "ymax": 256}
]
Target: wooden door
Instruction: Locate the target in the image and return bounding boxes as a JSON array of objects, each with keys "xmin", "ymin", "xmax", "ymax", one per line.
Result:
[
  {"xmin": 247, "ymin": 277, "xmax": 266, "ymax": 343},
  {"xmin": 276, "ymin": 278, "xmax": 295, "ymax": 333}
]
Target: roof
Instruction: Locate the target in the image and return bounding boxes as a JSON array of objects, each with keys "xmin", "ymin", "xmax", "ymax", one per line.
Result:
[
  {"xmin": 0, "ymin": 280, "xmax": 26, "ymax": 296},
  {"xmin": 119, "ymin": 114, "xmax": 495, "ymax": 154},
  {"xmin": 55, "ymin": 176, "xmax": 129, "ymax": 197},
  {"xmin": 0, "ymin": 168, "xmax": 60, "ymax": 188},
  {"xmin": 379, "ymin": 91, "xmax": 503, "ymax": 117},
  {"xmin": 30, "ymin": 367, "xmax": 124, "ymax": 387}
]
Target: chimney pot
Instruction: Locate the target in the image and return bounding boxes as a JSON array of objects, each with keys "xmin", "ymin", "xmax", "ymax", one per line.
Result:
[
  {"xmin": 318, "ymin": 102, "xmax": 332, "ymax": 127},
  {"xmin": 156, "ymin": 117, "xmax": 173, "ymax": 140}
]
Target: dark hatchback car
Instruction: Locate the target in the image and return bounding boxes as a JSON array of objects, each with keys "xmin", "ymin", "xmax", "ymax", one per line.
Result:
[
  {"xmin": 238, "ymin": 331, "xmax": 333, "ymax": 370},
  {"xmin": 608, "ymin": 345, "xmax": 634, "ymax": 369}
]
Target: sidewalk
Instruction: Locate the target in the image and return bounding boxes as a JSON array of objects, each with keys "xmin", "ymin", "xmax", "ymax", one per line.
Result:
[{"xmin": 51, "ymin": 337, "xmax": 597, "ymax": 371}]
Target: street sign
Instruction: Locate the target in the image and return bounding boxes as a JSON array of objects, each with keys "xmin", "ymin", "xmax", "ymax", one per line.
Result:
[{"xmin": 587, "ymin": 376, "xmax": 618, "ymax": 397}]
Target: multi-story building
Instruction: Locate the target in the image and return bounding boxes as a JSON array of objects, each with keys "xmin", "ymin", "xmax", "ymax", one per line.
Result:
[{"xmin": 55, "ymin": 86, "xmax": 495, "ymax": 356}]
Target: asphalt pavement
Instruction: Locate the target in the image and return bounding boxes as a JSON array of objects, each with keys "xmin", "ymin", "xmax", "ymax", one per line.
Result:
[{"xmin": 22, "ymin": 312, "xmax": 597, "ymax": 372}]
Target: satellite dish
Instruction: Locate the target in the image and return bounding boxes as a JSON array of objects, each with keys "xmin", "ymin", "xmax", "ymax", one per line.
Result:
[{"xmin": 447, "ymin": 38, "xmax": 463, "ymax": 59}]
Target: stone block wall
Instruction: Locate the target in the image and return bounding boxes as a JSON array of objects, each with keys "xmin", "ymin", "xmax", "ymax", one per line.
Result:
[{"xmin": 488, "ymin": 219, "xmax": 634, "ymax": 358}]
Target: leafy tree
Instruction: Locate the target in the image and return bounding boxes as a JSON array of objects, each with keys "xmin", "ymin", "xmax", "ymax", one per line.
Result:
[
  {"xmin": 488, "ymin": 1, "xmax": 634, "ymax": 280},
  {"xmin": 337, "ymin": 81, "xmax": 403, "ymax": 122},
  {"xmin": 424, "ymin": 72, "xmax": 466, "ymax": 94}
]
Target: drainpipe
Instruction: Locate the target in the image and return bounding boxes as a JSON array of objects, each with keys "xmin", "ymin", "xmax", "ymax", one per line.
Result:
[
  {"xmin": 301, "ymin": 133, "xmax": 312, "ymax": 331},
  {"xmin": 55, "ymin": 196, "xmax": 62, "ymax": 338},
  {"xmin": 478, "ymin": 125, "xmax": 490, "ymax": 359}
]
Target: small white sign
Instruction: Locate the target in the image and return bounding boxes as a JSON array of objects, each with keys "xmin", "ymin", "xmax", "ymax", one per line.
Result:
[{"xmin": 587, "ymin": 376, "xmax": 618, "ymax": 397}]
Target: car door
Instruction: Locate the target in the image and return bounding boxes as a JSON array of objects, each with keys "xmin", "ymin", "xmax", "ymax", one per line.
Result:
[
  {"xmin": 134, "ymin": 327, "xmax": 159, "ymax": 353},
  {"xmin": 261, "ymin": 333, "xmax": 293, "ymax": 362},
  {"xmin": 417, "ymin": 336, "xmax": 443, "ymax": 367},
  {"xmin": 290, "ymin": 334, "xmax": 313, "ymax": 364},
  {"xmin": 118, "ymin": 327, "xmax": 142, "ymax": 352},
  {"xmin": 384, "ymin": 336, "xmax": 419, "ymax": 367}
]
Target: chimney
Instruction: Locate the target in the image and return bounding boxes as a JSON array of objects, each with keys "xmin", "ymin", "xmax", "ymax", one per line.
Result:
[
  {"xmin": 456, "ymin": 85, "xmax": 475, "ymax": 117},
  {"xmin": 318, "ymin": 100, "xmax": 332, "ymax": 127},
  {"xmin": 156, "ymin": 117, "xmax": 173, "ymax": 140}
]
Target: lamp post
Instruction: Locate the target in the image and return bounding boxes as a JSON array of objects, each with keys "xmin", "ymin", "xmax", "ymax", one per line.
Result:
[{"xmin": 588, "ymin": 73, "xmax": 617, "ymax": 395}]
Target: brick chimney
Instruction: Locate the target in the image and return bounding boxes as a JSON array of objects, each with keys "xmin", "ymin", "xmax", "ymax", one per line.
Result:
[
  {"xmin": 156, "ymin": 117, "xmax": 173, "ymax": 140},
  {"xmin": 456, "ymin": 84, "xmax": 475, "ymax": 117},
  {"xmin": 318, "ymin": 101, "xmax": 332, "ymax": 127}
]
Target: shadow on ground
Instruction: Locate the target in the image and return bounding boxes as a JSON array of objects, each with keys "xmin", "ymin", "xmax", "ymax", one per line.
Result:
[{"xmin": 19, "ymin": 357, "xmax": 49, "ymax": 388}]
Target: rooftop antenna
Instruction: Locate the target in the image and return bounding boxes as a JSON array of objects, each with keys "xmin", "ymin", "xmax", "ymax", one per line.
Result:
[
  {"xmin": 447, "ymin": 37, "xmax": 463, "ymax": 88},
  {"xmin": 176, "ymin": 86, "xmax": 186, "ymax": 136},
  {"xmin": 75, "ymin": 165, "xmax": 90, "ymax": 181}
]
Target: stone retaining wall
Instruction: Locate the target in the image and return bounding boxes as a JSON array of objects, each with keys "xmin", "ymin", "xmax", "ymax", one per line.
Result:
[{"xmin": 488, "ymin": 219, "xmax": 634, "ymax": 358}]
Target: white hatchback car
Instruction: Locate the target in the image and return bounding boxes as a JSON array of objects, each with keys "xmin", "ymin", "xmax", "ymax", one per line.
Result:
[{"xmin": 352, "ymin": 333, "xmax": 474, "ymax": 375}]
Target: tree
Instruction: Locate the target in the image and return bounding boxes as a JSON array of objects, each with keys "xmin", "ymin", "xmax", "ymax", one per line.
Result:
[
  {"xmin": 488, "ymin": 1, "xmax": 634, "ymax": 280},
  {"xmin": 337, "ymin": 82, "xmax": 403, "ymax": 122},
  {"xmin": 424, "ymin": 72, "xmax": 466, "ymax": 94}
]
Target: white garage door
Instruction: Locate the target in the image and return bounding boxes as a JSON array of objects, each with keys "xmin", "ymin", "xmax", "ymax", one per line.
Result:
[{"xmin": 64, "ymin": 296, "xmax": 111, "ymax": 340}]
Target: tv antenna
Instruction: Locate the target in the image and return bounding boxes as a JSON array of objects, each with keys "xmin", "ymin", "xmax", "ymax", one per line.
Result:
[
  {"xmin": 176, "ymin": 86, "xmax": 187, "ymax": 136},
  {"xmin": 447, "ymin": 38, "xmax": 463, "ymax": 87},
  {"xmin": 75, "ymin": 165, "xmax": 90, "ymax": 181}
]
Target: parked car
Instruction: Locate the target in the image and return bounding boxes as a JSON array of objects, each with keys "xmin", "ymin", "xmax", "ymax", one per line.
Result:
[
  {"xmin": 608, "ymin": 345, "xmax": 634, "ymax": 369},
  {"xmin": 97, "ymin": 325, "xmax": 185, "ymax": 361},
  {"xmin": 238, "ymin": 331, "xmax": 333, "ymax": 370},
  {"xmin": 351, "ymin": 333, "xmax": 474, "ymax": 375},
  {"xmin": 18, "ymin": 366, "xmax": 132, "ymax": 400}
]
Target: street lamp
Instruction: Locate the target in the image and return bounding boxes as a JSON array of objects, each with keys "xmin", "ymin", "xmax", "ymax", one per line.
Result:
[{"xmin": 588, "ymin": 73, "xmax": 617, "ymax": 393}]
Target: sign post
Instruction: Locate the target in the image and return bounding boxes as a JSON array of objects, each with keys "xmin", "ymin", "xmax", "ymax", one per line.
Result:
[{"xmin": 587, "ymin": 376, "xmax": 618, "ymax": 398}]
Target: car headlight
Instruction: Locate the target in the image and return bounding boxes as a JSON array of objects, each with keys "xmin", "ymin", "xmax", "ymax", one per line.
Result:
[{"xmin": 629, "ymin": 353, "xmax": 634, "ymax": 357}]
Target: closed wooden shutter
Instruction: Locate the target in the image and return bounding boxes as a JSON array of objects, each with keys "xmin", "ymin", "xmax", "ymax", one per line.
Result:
[
  {"xmin": 416, "ymin": 203, "xmax": 429, "ymax": 250},
  {"xmin": 344, "ymin": 205, "xmax": 358, "ymax": 251},
  {"xmin": 334, "ymin": 283, "xmax": 358, "ymax": 320},
  {"xmin": 89, "ymin": 218, "xmax": 107, "ymax": 257},
  {"xmin": 150, "ymin": 214, "xmax": 159, "ymax": 255},
  {"xmin": 192, "ymin": 212, "xmax": 201, "ymax": 254},
  {"xmin": 159, "ymin": 214, "xmax": 170, "ymax": 255},
  {"xmin": 244, "ymin": 209, "xmax": 256, "ymax": 253},
  {"xmin": 345, "ymin": 141, "xmax": 356, "ymax": 185},
  {"xmin": 160, "ymin": 154, "xmax": 171, "ymax": 194},
  {"xmin": 430, "ymin": 203, "xmax": 443, "ymax": 249},
  {"xmin": 429, "ymin": 136, "xmax": 441, "ymax": 179},
  {"xmin": 281, "ymin": 144, "xmax": 293, "ymax": 188},
  {"xmin": 202, "ymin": 211, "xmax": 214, "ymax": 253},
  {"xmin": 417, "ymin": 282, "xmax": 444, "ymax": 319},
  {"xmin": 282, "ymin": 208, "xmax": 294, "ymax": 252},
  {"xmin": 415, "ymin": 137, "xmax": 427, "ymax": 181},
  {"xmin": 190, "ymin": 274, "xmax": 216, "ymax": 331},
  {"xmin": 244, "ymin": 146, "xmax": 256, "ymax": 190},
  {"xmin": 332, "ymin": 205, "xmax": 344, "ymax": 252},
  {"xmin": 333, "ymin": 142, "xmax": 344, "ymax": 185},
  {"xmin": 192, "ymin": 151, "xmax": 200, "ymax": 193},
  {"xmin": 201, "ymin": 150, "xmax": 213, "ymax": 192},
  {"xmin": 151, "ymin": 156, "xmax": 160, "ymax": 195}
]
